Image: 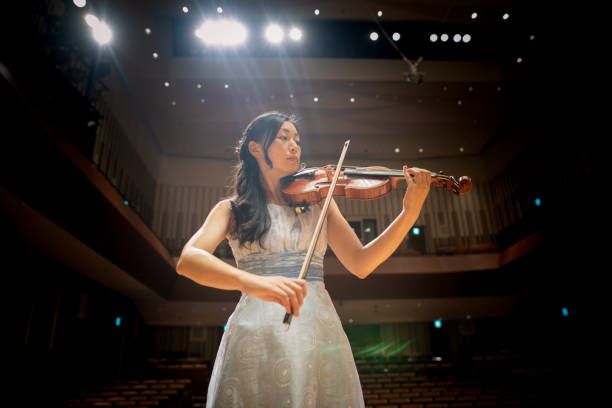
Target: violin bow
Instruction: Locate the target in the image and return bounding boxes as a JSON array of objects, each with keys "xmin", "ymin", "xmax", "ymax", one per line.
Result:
[{"xmin": 283, "ymin": 140, "xmax": 351, "ymax": 331}]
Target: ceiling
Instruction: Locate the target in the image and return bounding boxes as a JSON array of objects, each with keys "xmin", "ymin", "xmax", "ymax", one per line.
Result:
[{"xmin": 92, "ymin": 0, "xmax": 542, "ymax": 162}]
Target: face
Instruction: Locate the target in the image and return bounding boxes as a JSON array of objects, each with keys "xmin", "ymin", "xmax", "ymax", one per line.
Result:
[{"xmin": 251, "ymin": 121, "xmax": 301, "ymax": 175}]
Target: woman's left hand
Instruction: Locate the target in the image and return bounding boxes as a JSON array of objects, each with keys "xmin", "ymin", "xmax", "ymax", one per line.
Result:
[{"xmin": 402, "ymin": 165, "xmax": 432, "ymax": 212}]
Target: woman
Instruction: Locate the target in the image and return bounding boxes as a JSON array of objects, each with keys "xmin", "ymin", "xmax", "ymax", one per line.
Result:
[{"xmin": 176, "ymin": 111, "xmax": 432, "ymax": 407}]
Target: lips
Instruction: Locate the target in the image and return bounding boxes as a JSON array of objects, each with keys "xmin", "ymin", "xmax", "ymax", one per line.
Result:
[{"xmin": 287, "ymin": 157, "xmax": 298, "ymax": 162}]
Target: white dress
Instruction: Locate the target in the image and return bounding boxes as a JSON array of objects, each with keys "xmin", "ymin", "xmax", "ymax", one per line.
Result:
[{"xmin": 206, "ymin": 202, "xmax": 365, "ymax": 407}]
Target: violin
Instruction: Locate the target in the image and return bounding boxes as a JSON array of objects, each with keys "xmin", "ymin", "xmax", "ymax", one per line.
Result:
[{"xmin": 281, "ymin": 165, "xmax": 472, "ymax": 205}]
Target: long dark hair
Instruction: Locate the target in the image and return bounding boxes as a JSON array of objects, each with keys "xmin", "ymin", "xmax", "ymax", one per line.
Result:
[{"xmin": 228, "ymin": 111, "xmax": 301, "ymax": 248}]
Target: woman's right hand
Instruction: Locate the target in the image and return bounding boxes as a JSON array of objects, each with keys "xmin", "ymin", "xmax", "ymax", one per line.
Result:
[{"xmin": 242, "ymin": 274, "xmax": 307, "ymax": 317}]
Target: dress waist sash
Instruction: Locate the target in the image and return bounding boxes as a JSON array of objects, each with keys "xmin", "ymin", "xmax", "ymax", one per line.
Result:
[{"xmin": 236, "ymin": 249, "xmax": 324, "ymax": 282}]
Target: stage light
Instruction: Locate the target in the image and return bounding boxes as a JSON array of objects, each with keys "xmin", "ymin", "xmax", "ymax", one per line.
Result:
[
  {"xmin": 350, "ymin": 97, "xmax": 355, "ymax": 103},
  {"xmin": 463, "ymin": 34, "xmax": 471, "ymax": 43},
  {"xmin": 115, "ymin": 317, "xmax": 122, "ymax": 327},
  {"xmin": 164, "ymin": 81, "xmax": 170, "ymax": 87},
  {"xmin": 314, "ymin": 9, "xmax": 320, "ymax": 15},
  {"xmin": 562, "ymin": 307, "xmax": 569, "ymax": 317},
  {"xmin": 145, "ymin": 27, "xmax": 151, "ymax": 35},
  {"xmin": 182, "ymin": 6, "xmax": 189, "ymax": 13},
  {"xmin": 419, "ymin": 148, "xmax": 423, "ymax": 153},
  {"xmin": 123, "ymin": 200, "xmax": 129, "ymax": 205},
  {"xmin": 369, "ymin": 32, "xmax": 379, "ymax": 41},
  {"xmin": 430, "ymin": 34, "xmax": 438, "ymax": 42},
  {"xmin": 453, "ymin": 34, "xmax": 462, "ymax": 42},
  {"xmin": 392, "ymin": 32, "xmax": 400, "ymax": 41},
  {"xmin": 377, "ymin": 11, "xmax": 383, "ymax": 17},
  {"xmin": 502, "ymin": 13, "xmax": 510, "ymax": 20},
  {"xmin": 265, "ymin": 24, "xmax": 284, "ymax": 43},
  {"xmin": 313, "ymin": 96, "xmax": 318, "ymax": 102},
  {"xmin": 434, "ymin": 319, "xmax": 442, "ymax": 328},
  {"xmin": 471, "ymin": 12, "xmax": 478, "ymax": 19},
  {"xmin": 73, "ymin": 0, "xmax": 86, "ymax": 7},
  {"xmin": 395, "ymin": 148, "xmax": 400, "ymax": 153},
  {"xmin": 460, "ymin": 147, "xmax": 464, "ymax": 152},
  {"xmin": 195, "ymin": 19, "xmax": 248, "ymax": 46},
  {"xmin": 152, "ymin": 52, "xmax": 158, "ymax": 59},
  {"xmin": 534, "ymin": 198, "xmax": 541, "ymax": 206},
  {"xmin": 217, "ymin": 7, "xmax": 223, "ymax": 14},
  {"xmin": 412, "ymin": 227, "xmax": 420, "ymax": 236},
  {"xmin": 440, "ymin": 33, "xmax": 448, "ymax": 42},
  {"xmin": 92, "ymin": 21, "xmax": 112, "ymax": 45},
  {"xmin": 84, "ymin": 14, "xmax": 99, "ymax": 28},
  {"xmin": 289, "ymin": 27, "xmax": 302, "ymax": 41}
]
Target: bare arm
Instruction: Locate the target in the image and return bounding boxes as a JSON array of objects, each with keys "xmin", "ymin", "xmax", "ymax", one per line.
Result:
[
  {"xmin": 176, "ymin": 199, "xmax": 251, "ymax": 291},
  {"xmin": 176, "ymin": 199, "xmax": 308, "ymax": 316},
  {"xmin": 327, "ymin": 166, "xmax": 431, "ymax": 279}
]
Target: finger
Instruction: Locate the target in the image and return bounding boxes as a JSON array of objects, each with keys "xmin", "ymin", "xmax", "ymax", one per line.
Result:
[
  {"xmin": 282, "ymin": 283, "xmax": 300, "ymax": 316},
  {"xmin": 290, "ymin": 281, "xmax": 304, "ymax": 307},
  {"xmin": 404, "ymin": 165, "xmax": 414, "ymax": 183}
]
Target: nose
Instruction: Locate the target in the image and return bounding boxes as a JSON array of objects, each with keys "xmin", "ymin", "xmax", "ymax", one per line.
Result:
[{"xmin": 289, "ymin": 140, "xmax": 300, "ymax": 153}]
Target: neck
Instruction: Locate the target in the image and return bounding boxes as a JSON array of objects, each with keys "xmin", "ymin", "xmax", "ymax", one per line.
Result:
[{"xmin": 259, "ymin": 168, "xmax": 287, "ymax": 205}]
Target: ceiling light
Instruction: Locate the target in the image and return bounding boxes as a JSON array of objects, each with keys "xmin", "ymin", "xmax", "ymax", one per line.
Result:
[
  {"xmin": 84, "ymin": 14, "xmax": 100, "ymax": 28},
  {"xmin": 394, "ymin": 147, "xmax": 400, "ymax": 153},
  {"xmin": 92, "ymin": 21, "xmax": 112, "ymax": 45},
  {"xmin": 224, "ymin": 83, "xmax": 229, "ymax": 88},
  {"xmin": 462, "ymin": 34, "xmax": 471, "ymax": 43},
  {"xmin": 195, "ymin": 19, "xmax": 248, "ymax": 46},
  {"xmin": 430, "ymin": 33, "xmax": 438, "ymax": 42},
  {"xmin": 392, "ymin": 32, "xmax": 400, "ymax": 41},
  {"xmin": 171, "ymin": 101, "xmax": 176, "ymax": 106},
  {"xmin": 73, "ymin": 0, "xmax": 86, "ymax": 7},
  {"xmin": 418, "ymin": 148, "xmax": 423, "ymax": 153},
  {"xmin": 182, "ymin": 6, "xmax": 189, "ymax": 13},
  {"xmin": 145, "ymin": 27, "xmax": 151, "ymax": 35},
  {"xmin": 530, "ymin": 34, "xmax": 535, "ymax": 40},
  {"xmin": 440, "ymin": 33, "xmax": 449, "ymax": 42},
  {"xmin": 201, "ymin": 98, "xmax": 206, "ymax": 103},
  {"xmin": 350, "ymin": 97, "xmax": 355, "ymax": 103},
  {"xmin": 369, "ymin": 32, "xmax": 379, "ymax": 41},
  {"xmin": 377, "ymin": 11, "xmax": 383, "ymax": 17},
  {"xmin": 471, "ymin": 12, "xmax": 478, "ymax": 19},
  {"xmin": 314, "ymin": 9, "xmax": 320, "ymax": 15},
  {"xmin": 502, "ymin": 13, "xmax": 510, "ymax": 20},
  {"xmin": 265, "ymin": 24, "xmax": 284, "ymax": 43},
  {"xmin": 217, "ymin": 7, "xmax": 223, "ymax": 14},
  {"xmin": 152, "ymin": 52, "xmax": 158, "ymax": 59},
  {"xmin": 289, "ymin": 27, "xmax": 302, "ymax": 41},
  {"xmin": 453, "ymin": 34, "xmax": 461, "ymax": 42},
  {"xmin": 164, "ymin": 82, "xmax": 169, "ymax": 87},
  {"xmin": 196, "ymin": 83, "xmax": 202, "ymax": 88},
  {"xmin": 460, "ymin": 147, "xmax": 464, "ymax": 152},
  {"xmin": 313, "ymin": 96, "xmax": 318, "ymax": 102},
  {"xmin": 516, "ymin": 57, "xmax": 523, "ymax": 63}
]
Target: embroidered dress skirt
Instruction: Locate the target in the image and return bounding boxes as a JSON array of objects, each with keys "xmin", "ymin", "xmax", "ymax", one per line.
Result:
[{"xmin": 205, "ymin": 280, "xmax": 365, "ymax": 407}]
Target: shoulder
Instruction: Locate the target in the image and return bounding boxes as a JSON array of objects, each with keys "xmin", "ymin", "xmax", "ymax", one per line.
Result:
[{"xmin": 215, "ymin": 199, "xmax": 236, "ymax": 238}]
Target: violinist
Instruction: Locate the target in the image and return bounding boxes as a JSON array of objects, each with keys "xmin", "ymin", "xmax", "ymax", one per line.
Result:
[{"xmin": 176, "ymin": 111, "xmax": 432, "ymax": 407}]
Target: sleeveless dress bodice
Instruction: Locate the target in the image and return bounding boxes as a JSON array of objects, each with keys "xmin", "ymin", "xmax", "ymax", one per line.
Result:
[{"xmin": 228, "ymin": 202, "xmax": 328, "ymax": 282}]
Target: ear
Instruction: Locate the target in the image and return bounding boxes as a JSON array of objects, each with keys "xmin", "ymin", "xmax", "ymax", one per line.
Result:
[{"xmin": 248, "ymin": 140, "xmax": 262, "ymax": 158}]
